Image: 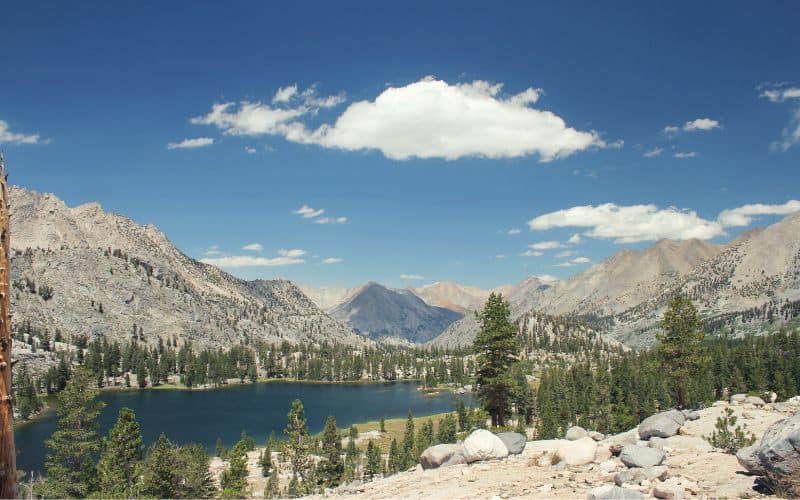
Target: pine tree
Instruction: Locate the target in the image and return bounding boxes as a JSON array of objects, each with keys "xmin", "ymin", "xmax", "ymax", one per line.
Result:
[
  {"xmin": 456, "ymin": 398, "xmax": 468, "ymax": 432},
  {"xmin": 415, "ymin": 419, "xmax": 434, "ymax": 455},
  {"xmin": 343, "ymin": 425, "xmax": 360, "ymax": 482},
  {"xmin": 35, "ymin": 367, "xmax": 105, "ymax": 498},
  {"xmin": 174, "ymin": 443, "xmax": 216, "ymax": 498},
  {"xmin": 365, "ymin": 440, "xmax": 382, "ymax": 481},
  {"xmin": 387, "ymin": 438, "xmax": 400, "ymax": 474},
  {"xmin": 473, "ymin": 293, "xmax": 519, "ymax": 426},
  {"xmin": 139, "ymin": 434, "xmax": 177, "ymax": 498},
  {"xmin": 658, "ymin": 296, "xmax": 708, "ymax": 407},
  {"xmin": 284, "ymin": 399, "xmax": 311, "ymax": 496},
  {"xmin": 265, "ymin": 462, "xmax": 280, "ymax": 498},
  {"xmin": 316, "ymin": 415, "xmax": 344, "ymax": 488},
  {"xmin": 379, "ymin": 417, "xmax": 386, "ymax": 433},
  {"xmin": 400, "ymin": 410, "xmax": 416, "ymax": 470},
  {"xmin": 97, "ymin": 407, "xmax": 143, "ymax": 497},
  {"xmin": 436, "ymin": 413, "xmax": 457, "ymax": 444},
  {"xmin": 220, "ymin": 433, "xmax": 250, "ymax": 497}
]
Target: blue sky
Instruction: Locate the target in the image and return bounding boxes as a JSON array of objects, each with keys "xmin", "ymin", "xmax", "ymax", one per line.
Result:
[{"xmin": 1, "ymin": 1, "xmax": 799, "ymax": 289}]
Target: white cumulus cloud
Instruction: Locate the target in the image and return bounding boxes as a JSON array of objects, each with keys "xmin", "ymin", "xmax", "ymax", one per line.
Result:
[
  {"xmin": 567, "ymin": 233, "xmax": 583, "ymax": 245},
  {"xmin": 167, "ymin": 137, "xmax": 214, "ymax": 149},
  {"xmin": 718, "ymin": 200, "xmax": 800, "ymax": 227},
  {"xmin": 0, "ymin": 119, "xmax": 45, "ymax": 145},
  {"xmin": 190, "ymin": 77, "xmax": 610, "ymax": 162},
  {"xmin": 242, "ymin": 243, "xmax": 263, "ymax": 252},
  {"xmin": 528, "ymin": 203, "xmax": 725, "ymax": 243},
  {"xmin": 760, "ymin": 87, "xmax": 800, "ymax": 103}
]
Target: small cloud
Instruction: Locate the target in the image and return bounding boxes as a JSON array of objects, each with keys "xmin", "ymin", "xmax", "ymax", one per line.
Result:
[
  {"xmin": 322, "ymin": 257, "xmax": 343, "ymax": 264},
  {"xmin": 520, "ymin": 250, "xmax": 543, "ymax": 257},
  {"xmin": 555, "ymin": 250, "xmax": 576, "ymax": 258},
  {"xmin": 495, "ymin": 254, "xmax": 507, "ymax": 260},
  {"xmin": 529, "ymin": 241, "xmax": 564, "ymax": 250},
  {"xmin": 203, "ymin": 245, "xmax": 221, "ymax": 257},
  {"xmin": 273, "ymin": 84, "xmax": 298, "ymax": 104},
  {"xmin": 400, "ymin": 274, "xmax": 425, "ymax": 280},
  {"xmin": 245, "ymin": 146, "xmax": 257, "ymax": 154},
  {"xmin": 567, "ymin": 233, "xmax": 583, "ymax": 245},
  {"xmin": 536, "ymin": 274, "xmax": 560, "ymax": 283},
  {"xmin": 167, "ymin": 137, "xmax": 214, "ymax": 150},
  {"xmin": 554, "ymin": 256, "xmax": 591, "ymax": 267},
  {"xmin": 242, "ymin": 243, "xmax": 263, "ymax": 252},
  {"xmin": 664, "ymin": 118, "xmax": 720, "ymax": 135},
  {"xmin": 313, "ymin": 216, "xmax": 348, "ymax": 225},
  {"xmin": 759, "ymin": 86, "xmax": 800, "ymax": 103},
  {"xmin": 201, "ymin": 248, "xmax": 306, "ymax": 268},
  {"xmin": 0, "ymin": 119, "xmax": 45, "ymax": 145},
  {"xmin": 643, "ymin": 147, "xmax": 663, "ymax": 158},
  {"xmin": 674, "ymin": 152, "xmax": 697, "ymax": 159},
  {"xmin": 295, "ymin": 204, "xmax": 325, "ymax": 218},
  {"xmin": 507, "ymin": 228, "xmax": 521, "ymax": 235}
]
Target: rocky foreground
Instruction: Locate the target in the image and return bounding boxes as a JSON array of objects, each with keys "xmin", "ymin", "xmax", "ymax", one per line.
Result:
[{"xmin": 311, "ymin": 397, "xmax": 800, "ymax": 499}]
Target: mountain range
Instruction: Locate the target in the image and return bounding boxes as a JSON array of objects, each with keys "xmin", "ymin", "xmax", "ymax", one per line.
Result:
[
  {"xmin": 10, "ymin": 185, "xmax": 800, "ymax": 352},
  {"xmin": 10, "ymin": 187, "xmax": 366, "ymax": 349}
]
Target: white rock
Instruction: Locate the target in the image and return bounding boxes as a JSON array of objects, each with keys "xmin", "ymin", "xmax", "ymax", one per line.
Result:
[
  {"xmin": 587, "ymin": 484, "xmax": 645, "ymax": 499},
  {"xmin": 566, "ymin": 425, "xmax": 589, "ymax": 440},
  {"xmin": 462, "ymin": 429, "xmax": 509, "ymax": 463},
  {"xmin": 556, "ymin": 436, "xmax": 598, "ymax": 466}
]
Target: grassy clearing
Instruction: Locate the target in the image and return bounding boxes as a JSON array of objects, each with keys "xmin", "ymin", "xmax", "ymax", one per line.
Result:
[{"xmin": 349, "ymin": 412, "xmax": 454, "ymax": 453}]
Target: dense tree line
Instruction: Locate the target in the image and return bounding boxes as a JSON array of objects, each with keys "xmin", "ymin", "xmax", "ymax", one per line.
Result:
[{"xmin": 536, "ymin": 305, "xmax": 800, "ymax": 438}]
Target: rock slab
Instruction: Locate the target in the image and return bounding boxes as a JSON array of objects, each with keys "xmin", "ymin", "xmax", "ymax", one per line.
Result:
[
  {"xmin": 419, "ymin": 444, "xmax": 465, "ymax": 469},
  {"xmin": 556, "ymin": 436, "xmax": 597, "ymax": 466},
  {"xmin": 619, "ymin": 445, "xmax": 666, "ymax": 468},
  {"xmin": 587, "ymin": 484, "xmax": 645, "ymax": 499}
]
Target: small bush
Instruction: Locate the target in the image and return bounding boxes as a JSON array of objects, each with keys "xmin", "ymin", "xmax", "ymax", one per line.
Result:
[{"xmin": 705, "ymin": 407, "xmax": 756, "ymax": 453}]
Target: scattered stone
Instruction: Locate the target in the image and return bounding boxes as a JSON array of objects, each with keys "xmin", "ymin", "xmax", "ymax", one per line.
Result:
[
  {"xmin": 556, "ymin": 437, "xmax": 598, "ymax": 466},
  {"xmin": 589, "ymin": 431, "xmax": 606, "ymax": 441},
  {"xmin": 566, "ymin": 425, "xmax": 589, "ymax": 441},
  {"xmin": 731, "ymin": 393, "xmax": 747, "ymax": 404},
  {"xmin": 602, "ymin": 429, "xmax": 639, "ymax": 455},
  {"xmin": 786, "ymin": 395, "xmax": 800, "ymax": 406},
  {"xmin": 638, "ymin": 409, "xmax": 686, "ymax": 440},
  {"xmin": 653, "ymin": 477, "xmax": 690, "ymax": 499},
  {"xmin": 744, "ymin": 396, "xmax": 766, "ymax": 407},
  {"xmin": 649, "ymin": 435, "xmax": 712, "ymax": 453},
  {"xmin": 685, "ymin": 411, "xmax": 700, "ymax": 421},
  {"xmin": 496, "ymin": 432, "xmax": 526, "ymax": 455},
  {"xmin": 619, "ymin": 445, "xmax": 666, "ymax": 468},
  {"xmin": 462, "ymin": 429, "xmax": 509, "ymax": 463},
  {"xmin": 538, "ymin": 483, "xmax": 553, "ymax": 493},
  {"xmin": 587, "ymin": 484, "xmax": 645, "ymax": 499},
  {"xmin": 768, "ymin": 392, "xmax": 778, "ymax": 403},
  {"xmin": 419, "ymin": 444, "xmax": 465, "ymax": 469}
]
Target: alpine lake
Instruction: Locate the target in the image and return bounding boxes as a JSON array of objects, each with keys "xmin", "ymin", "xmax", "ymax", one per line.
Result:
[{"xmin": 14, "ymin": 381, "xmax": 472, "ymax": 475}]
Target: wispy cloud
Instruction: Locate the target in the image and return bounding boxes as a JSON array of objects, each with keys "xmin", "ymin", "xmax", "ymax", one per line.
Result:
[
  {"xmin": 313, "ymin": 216, "xmax": 348, "ymax": 225},
  {"xmin": 0, "ymin": 119, "xmax": 45, "ymax": 145},
  {"xmin": 759, "ymin": 86, "xmax": 800, "ymax": 103},
  {"xmin": 507, "ymin": 228, "xmax": 521, "ymax": 235},
  {"xmin": 664, "ymin": 118, "xmax": 720, "ymax": 135},
  {"xmin": 643, "ymin": 147, "xmax": 663, "ymax": 158},
  {"xmin": 242, "ymin": 243, "xmax": 263, "ymax": 252},
  {"xmin": 167, "ymin": 137, "xmax": 214, "ymax": 150},
  {"xmin": 718, "ymin": 200, "xmax": 800, "ymax": 227},
  {"xmin": 400, "ymin": 273, "xmax": 425, "ymax": 280},
  {"xmin": 674, "ymin": 151, "xmax": 697, "ymax": 159},
  {"xmin": 295, "ymin": 204, "xmax": 325, "ymax": 218},
  {"xmin": 190, "ymin": 77, "xmax": 614, "ymax": 162},
  {"xmin": 567, "ymin": 233, "xmax": 583, "ymax": 245},
  {"xmin": 201, "ymin": 248, "xmax": 306, "ymax": 268},
  {"xmin": 528, "ymin": 241, "xmax": 564, "ymax": 250},
  {"xmin": 519, "ymin": 249, "xmax": 543, "ymax": 257},
  {"xmin": 322, "ymin": 257, "xmax": 343, "ymax": 264},
  {"xmin": 555, "ymin": 256, "xmax": 591, "ymax": 267}
]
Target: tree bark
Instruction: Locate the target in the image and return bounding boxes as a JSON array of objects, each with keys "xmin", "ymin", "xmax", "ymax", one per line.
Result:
[{"xmin": 0, "ymin": 153, "xmax": 16, "ymax": 498}]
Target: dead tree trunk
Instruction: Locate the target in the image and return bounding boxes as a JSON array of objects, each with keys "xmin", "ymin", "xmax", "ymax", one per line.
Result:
[{"xmin": 0, "ymin": 152, "xmax": 16, "ymax": 499}]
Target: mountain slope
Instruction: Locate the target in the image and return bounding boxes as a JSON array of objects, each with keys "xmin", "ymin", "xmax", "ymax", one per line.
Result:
[
  {"xmin": 410, "ymin": 281, "xmax": 512, "ymax": 314},
  {"xmin": 10, "ymin": 187, "xmax": 365, "ymax": 348},
  {"xmin": 331, "ymin": 282, "xmax": 463, "ymax": 343},
  {"xmin": 606, "ymin": 212, "xmax": 800, "ymax": 345},
  {"xmin": 297, "ymin": 284, "xmax": 362, "ymax": 312}
]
